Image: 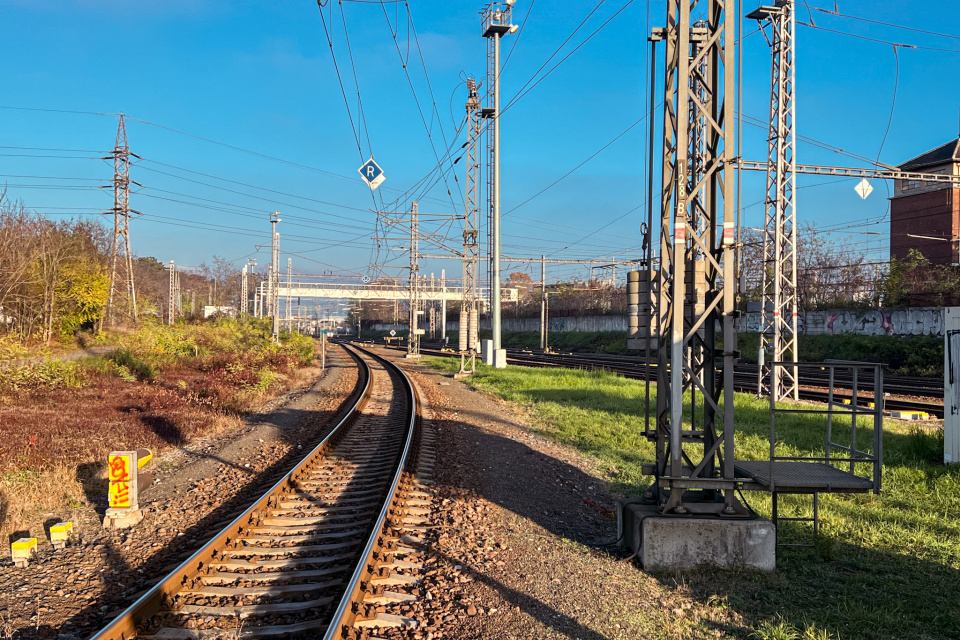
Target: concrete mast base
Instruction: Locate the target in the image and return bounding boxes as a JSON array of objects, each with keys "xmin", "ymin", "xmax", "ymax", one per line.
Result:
[{"xmin": 620, "ymin": 501, "xmax": 775, "ymax": 573}]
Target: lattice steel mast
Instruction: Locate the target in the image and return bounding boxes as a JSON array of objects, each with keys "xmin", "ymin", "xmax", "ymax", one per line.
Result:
[
  {"xmin": 648, "ymin": 0, "xmax": 741, "ymax": 516},
  {"xmin": 459, "ymin": 78, "xmax": 482, "ymax": 375},
  {"xmin": 104, "ymin": 114, "xmax": 138, "ymax": 326},
  {"xmin": 751, "ymin": 0, "xmax": 798, "ymax": 401},
  {"xmin": 408, "ymin": 202, "xmax": 421, "ymax": 357}
]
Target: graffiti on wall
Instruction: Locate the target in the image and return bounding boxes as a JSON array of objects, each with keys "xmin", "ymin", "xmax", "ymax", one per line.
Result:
[{"xmin": 740, "ymin": 307, "xmax": 945, "ymax": 337}]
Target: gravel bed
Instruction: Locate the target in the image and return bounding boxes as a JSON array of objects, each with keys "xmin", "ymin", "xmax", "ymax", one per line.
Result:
[
  {"xmin": 0, "ymin": 345, "xmax": 359, "ymax": 640},
  {"xmin": 368, "ymin": 349, "xmax": 746, "ymax": 640}
]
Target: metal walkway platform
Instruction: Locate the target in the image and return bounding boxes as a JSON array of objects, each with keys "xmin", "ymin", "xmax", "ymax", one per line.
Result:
[{"xmin": 734, "ymin": 460, "xmax": 875, "ymax": 494}]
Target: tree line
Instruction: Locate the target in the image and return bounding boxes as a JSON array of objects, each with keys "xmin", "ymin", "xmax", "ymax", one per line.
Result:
[{"xmin": 0, "ymin": 196, "xmax": 243, "ymax": 345}]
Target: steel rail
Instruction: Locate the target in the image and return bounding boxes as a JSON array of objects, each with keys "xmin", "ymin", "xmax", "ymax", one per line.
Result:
[
  {"xmin": 87, "ymin": 342, "xmax": 388, "ymax": 639},
  {"xmin": 321, "ymin": 342, "xmax": 419, "ymax": 640}
]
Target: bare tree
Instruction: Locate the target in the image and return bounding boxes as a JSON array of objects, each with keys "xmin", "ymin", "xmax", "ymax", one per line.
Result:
[{"xmin": 739, "ymin": 222, "xmax": 874, "ymax": 310}]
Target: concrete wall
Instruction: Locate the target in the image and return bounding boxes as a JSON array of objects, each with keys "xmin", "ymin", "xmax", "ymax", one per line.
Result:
[
  {"xmin": 373, "ymin": 315, "xmax": 628, "ymax": 334},
  {"xmin": 739, "ymin": 307, "xmax": 945, "ymax": 337},
  {"xmin": 377, "ymin": 308, "xmax": 947, "ymax": 338},
  {"xmin": 478, "ymin": 315, "xmax": 628, "ymax": 333}
]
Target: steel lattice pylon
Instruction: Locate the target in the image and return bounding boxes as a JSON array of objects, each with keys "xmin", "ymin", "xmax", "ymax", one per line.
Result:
[
  {"xmin": 459, "ymin": 79, "xmax": 482, "ymax": 375},
  {"xmin": 752, "ymin": 0, "xmax": 798, "ymax": 401},
  {"xmin": 647, "ymin": 0, "xmax": 742, "ymax": 516},
  {"xmin": 104, "ymin": 114, "xmax": 138, "ymax": 327}
]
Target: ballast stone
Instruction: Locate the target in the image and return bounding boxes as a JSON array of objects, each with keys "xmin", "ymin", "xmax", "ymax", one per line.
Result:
[{"xmin": 620, "ymin": 502, "xmax": 776, "ymax": 573}]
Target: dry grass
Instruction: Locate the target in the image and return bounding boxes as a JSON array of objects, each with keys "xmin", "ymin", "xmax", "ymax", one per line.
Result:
[{"xmin": 0, "ymin": 319, "xmax": 316, "ymax": 540}]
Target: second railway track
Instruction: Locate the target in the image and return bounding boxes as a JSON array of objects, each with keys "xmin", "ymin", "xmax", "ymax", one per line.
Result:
[
  {"xmin": 91, "ymin": 342, "xmax": 433, "ymax": 640},
  {"xmin": 410, "ymin": 342, "xmax": 945, "ymax": 417}
]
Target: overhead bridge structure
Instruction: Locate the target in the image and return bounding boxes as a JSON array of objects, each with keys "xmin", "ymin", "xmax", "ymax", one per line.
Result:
[{"xmin": 266, "ymin": 281, "xmax": 519, "ymax": 302}]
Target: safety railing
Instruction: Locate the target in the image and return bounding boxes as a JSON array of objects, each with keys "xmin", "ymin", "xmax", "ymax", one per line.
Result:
[{"xmin": 764, "ymin": 360, "xmax": 883, "ymax": 493}]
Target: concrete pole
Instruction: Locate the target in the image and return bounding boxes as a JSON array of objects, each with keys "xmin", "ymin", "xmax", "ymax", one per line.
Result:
[
  {"xmin": 241, "ymin": 264, "xmax": 247, "ymax": 316},
  {"xmin": 540, "ymin": 254, "xmax": 546, "ymax": 350},
  {"xmin": 492, "ymin": 29, "xmax": 503, "ymax": 366},
  {"xmin": 270, "ymin": 211, "xmax": 281, "ymax": 340},
  {"xmin": 544, "ymin": 292, "xmax": 550, "ymax": 353},
  {"xmin": 168, "ymin": 261, "xmax": 175, "ymax": 326},
  {"xmin": 441, "ymin": 269, "xmax": 447, "ymax": 342}
]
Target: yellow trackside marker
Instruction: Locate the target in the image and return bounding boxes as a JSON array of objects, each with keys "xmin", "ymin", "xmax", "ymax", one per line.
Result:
[
  {"xmin": 108, "ymin": 451, "xmax": 137, "ymax": 509},
  {"xmin": 50, "ymin": 522, "xmax": 73, "ymax": 549},
  {"xmin": 11, "ymin": 537, "xmax": 37, "ymax": 567},
  {"xmin": 105, "ymin": 450, "xmax": 145, "ymax": 528}
]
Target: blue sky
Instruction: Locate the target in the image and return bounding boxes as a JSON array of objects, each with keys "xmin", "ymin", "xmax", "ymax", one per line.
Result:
[{"xmin": 0, "ymin": 0, "xmax": 958, "ymax": 283}]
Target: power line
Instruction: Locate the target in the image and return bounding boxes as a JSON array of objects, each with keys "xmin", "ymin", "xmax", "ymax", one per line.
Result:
[
  {"xmin": 504, "ymin": 113, "xmax": 648, "ymax": 216},
  {"xmin": 810, "ymin": 7, "xmax": 960, "ymax": 42},
  {"xmin": 338, "ymin": 2, "xmax": 374, "ymax": 155},
  {"xmin": 798, "ymin": 21, "xmax": 960, "ymax": 53},
  {"xmin": 503, "ymin": 0, "xmax": 637, "ymax": 116},
  {"xmin": 316, "ymin": 2, "xmax": 365, "ymax": 160}
]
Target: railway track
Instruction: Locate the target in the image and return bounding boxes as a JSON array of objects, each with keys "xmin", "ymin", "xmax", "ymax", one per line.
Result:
[
  {"xmin": 410, "ymin": 342, "xmax": 945, "ymax": 417},
  {"xmin": 91, "ymin": 342, "xmax": 433, "ymax": 639}
]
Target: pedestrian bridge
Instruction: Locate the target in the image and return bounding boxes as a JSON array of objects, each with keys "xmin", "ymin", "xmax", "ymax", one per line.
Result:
[{"xmin": 270, "ymin": 282, "xmax": 518, "ymax": 302}]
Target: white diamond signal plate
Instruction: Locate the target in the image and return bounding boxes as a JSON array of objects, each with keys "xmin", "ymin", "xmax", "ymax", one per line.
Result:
[{"xmin": 855, "ymin": 178, "xmax": 873, "ymax": 200}]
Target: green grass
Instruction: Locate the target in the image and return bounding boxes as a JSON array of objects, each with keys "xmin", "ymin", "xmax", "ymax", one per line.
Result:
[
  {"xmin": 739, "ymin": 332, "xmax": 943, "ymax": 377},
  {"xmin": 425, "ymin": 357, "xmax": 960, "ymax": 640}
]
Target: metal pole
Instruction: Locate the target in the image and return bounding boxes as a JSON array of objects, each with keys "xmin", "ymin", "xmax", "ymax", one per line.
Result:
[
  {"xmin": 645, "ymin": 32, "xmax": 660, "ymax": 437},
  {"xmin": 540, "ymin": 254, "xmax": 546, "ymax": 350},
  {"xmin": 492, "ymin": 28, "xmax": 503, "ymax": 363},
  {"xmin": 441, "ymin": 269, "xmax": 447, "ymax": 342}
]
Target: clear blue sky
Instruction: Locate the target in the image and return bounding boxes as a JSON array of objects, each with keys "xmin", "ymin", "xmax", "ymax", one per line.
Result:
[{"xmin": 1, "ymin": 0, "xmax": 958, "ymax": 283}]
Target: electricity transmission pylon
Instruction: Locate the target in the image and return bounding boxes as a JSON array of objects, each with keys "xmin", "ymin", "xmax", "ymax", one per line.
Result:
[
  {"xmin": 648, "ymin": 0, "xmax": 742, "ymax": 516},
  {"xmin": 459, "ymin": 78, "xmax": 482, "ymax": 376},
  {"xmin": 750, "ymin": 0, "xmax": 798, "ymax": 401},
  {"xmin": 104, "ymin": 114, "xmax": 139, "ymax": 327}
]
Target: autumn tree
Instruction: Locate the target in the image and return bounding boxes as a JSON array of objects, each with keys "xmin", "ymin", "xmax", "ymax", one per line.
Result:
[{"xmin": 739, "ymin": 222, "xmax": 875, "ymax": 310}]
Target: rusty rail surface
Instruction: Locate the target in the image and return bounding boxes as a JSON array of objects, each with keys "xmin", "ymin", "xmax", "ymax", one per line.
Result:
[{"xmin": 89, "ymin": 341, "xmax": 421, "ymax": 639}]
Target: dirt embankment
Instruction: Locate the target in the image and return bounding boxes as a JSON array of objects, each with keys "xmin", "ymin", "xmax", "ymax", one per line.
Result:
[{"xmin": 0, "ymin": 343, "xmax": 360, "ymax": 639}]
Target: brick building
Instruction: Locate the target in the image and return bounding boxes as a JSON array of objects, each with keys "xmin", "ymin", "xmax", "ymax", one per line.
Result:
[{"xmin": 890, "ymin": 138, "xmax": 960, "ymax": 265}]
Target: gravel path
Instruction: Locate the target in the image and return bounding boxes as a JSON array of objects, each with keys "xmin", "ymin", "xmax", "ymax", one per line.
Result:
[
  {"xmin": 0, "ymin": 344, "xmax": 360, "ymax": 640},
  {"xmin": 374, "ymin": 350, "xmax": 746, "ymax": 640}
]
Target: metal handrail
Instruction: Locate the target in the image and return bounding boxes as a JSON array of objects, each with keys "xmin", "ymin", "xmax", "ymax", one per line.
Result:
[{"xmin": 767, "ymin": 360, "xmax": 884, "ymax": 494}]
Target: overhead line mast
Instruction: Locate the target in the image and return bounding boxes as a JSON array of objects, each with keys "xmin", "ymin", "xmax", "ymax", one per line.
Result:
[
  {"xmin": 647, "ymin": 0, "xmax": 741, "ymax": 516},
  {"xmin": 750, "ymin": 0, "xmax": 799, "ymax": 401},
  {"xmin": 459, "ymin": 78, "xmax": 483, "ymax": 376}
]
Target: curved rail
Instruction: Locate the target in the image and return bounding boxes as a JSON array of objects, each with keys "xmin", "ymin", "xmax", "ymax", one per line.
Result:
[
  {"xmin": 320, "ymin": 342, "xmax": 419, "ymax": 639},
  {"xmin": 89, "ymin": 341, "xmax": 420, "ymax": 639}
]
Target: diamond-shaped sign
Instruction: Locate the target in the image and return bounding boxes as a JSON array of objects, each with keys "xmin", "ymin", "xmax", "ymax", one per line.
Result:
[
  {"xmin": 358, "ymin": 157, "xmax": 385, "ymax": 190},
  {"xmin": 855, "ymin": 178, "xmax": 873, "ymax": 200}
]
